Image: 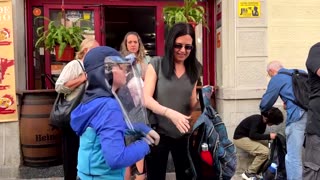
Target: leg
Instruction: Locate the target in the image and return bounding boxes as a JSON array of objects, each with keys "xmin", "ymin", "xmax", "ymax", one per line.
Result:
[
  {"xmin": 233, "ymin": 137, "xmax": 269, "ymax": 174},
  {"xmin": 171, "ymin": 135, "xmax": 192, "ymax": 180},
  {"xmin": 124, "ymin": 167, "xmax": 131, "ymax": 180},
  {"xmin": 146, "ymin": 134, "xmax": 170, "ymax": 180},
  {"xmin": 134, "ymin": 159, "xmax": 146, "ymax": 180},
  {"xmin": 62, "ymin": 126, "xmax": 80, "ymax": 180},
  {"xmin": 285, "ymin": 113, "xmax": 307, "ymax": 180},
  {"xmin": 303, "ymin": 134, "xmax": 320, "ymax": 180}
]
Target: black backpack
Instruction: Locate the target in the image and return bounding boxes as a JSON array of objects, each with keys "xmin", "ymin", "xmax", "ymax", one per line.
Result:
[
  {"xmin": 278, "ymin": 69, "xmax": 309, "ymax": 110},
  {"xmin": 258, "ymin": 133, "xmax": 287, "ymax": 180}
]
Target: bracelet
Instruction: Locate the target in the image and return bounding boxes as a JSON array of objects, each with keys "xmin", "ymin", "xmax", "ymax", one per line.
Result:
[{"xmin": 163, "ymin": 107, "xmax": 168, "ymax": 116}]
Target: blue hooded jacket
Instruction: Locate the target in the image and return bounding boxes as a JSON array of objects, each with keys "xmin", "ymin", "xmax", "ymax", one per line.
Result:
[{"xmin": 70, "ymin": 46, "xmax": 151, "ymax": 180}]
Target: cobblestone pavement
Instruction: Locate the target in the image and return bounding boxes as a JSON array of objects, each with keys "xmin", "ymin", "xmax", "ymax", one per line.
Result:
[{"xmin": 5, "ymin": 165, "xmax": 243, "ymax": 180}]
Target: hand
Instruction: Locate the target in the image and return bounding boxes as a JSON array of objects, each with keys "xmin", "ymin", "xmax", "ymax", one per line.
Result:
[
  {"xmin": 270, "ymin": 132, "xmax": 277, "ymax": 140},
  {"xmin": 165, "ymin": 108, "xmax": 191, "ymax": 133},
  {"xmin": 202, "ymin": 85, "xmax": 214, "ymax": 97},
  {"xmin": 145, "ymin": 130, "xmax": 160, "ymax": 146},
  {"xmin": 283, "ymin": 103, "xmax": 287, "ymax": 110}
]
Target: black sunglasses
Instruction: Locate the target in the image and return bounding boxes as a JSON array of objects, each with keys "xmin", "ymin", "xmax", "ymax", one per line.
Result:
[{"xmin": 173, "ymin": 44, "xmax": 194, "ymax": 50}]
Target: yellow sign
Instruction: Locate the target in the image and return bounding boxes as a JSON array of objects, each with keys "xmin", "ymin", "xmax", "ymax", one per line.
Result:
[
  {"xmin": 238, "ymin": 1, "xmax": 260, "ymax": 18},
  {"xmin": 0, "ymin": 0, "xmax": 18, "ymax": 122}
]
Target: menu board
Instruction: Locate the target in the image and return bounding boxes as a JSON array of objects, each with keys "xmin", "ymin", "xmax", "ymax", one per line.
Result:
[{"xmin": 0, "ymin": 0, "xmax": 18, "ymax": 122}]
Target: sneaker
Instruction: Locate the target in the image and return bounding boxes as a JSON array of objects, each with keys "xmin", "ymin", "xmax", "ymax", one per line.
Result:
[{"xmin": 241, "ymin": 171, "xmax": 257, "ymax": 180}]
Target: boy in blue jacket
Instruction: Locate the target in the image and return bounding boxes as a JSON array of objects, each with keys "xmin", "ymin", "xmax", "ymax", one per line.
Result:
[{"xmin": 70, "ymin": 46, "xmax": 159, "ymax": 180}]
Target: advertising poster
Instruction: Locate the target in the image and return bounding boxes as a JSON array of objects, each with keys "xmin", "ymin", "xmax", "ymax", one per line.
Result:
[{"xmin": 0, "ymin": 0, "xmax": 18, "ymax": 122}]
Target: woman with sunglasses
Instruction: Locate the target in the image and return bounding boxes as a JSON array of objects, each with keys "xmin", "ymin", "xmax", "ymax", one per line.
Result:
[{"xmin": 144, "ymin": 23, "xmax": 201, "ymax": 180}]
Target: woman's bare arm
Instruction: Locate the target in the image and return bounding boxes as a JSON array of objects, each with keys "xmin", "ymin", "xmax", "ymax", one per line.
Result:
[
  {"xmin": 143, "ymin": 64, "xmax": 190, "ymax": 133},
  {"xmin": 190, "ymin": 83, "xmax": 199, "ymax": 111},
  {"xmin": 143, "ymin": 64, "xmax": 167, "ymax": 115}
]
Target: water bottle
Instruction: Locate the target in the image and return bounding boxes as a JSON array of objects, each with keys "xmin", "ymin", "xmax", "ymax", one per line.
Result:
[
  {"xmin": 200, "ymin": 143, "xmax": 213, "ymax": 166},
  {"xmin": 264, "ymin": 163, "xmax": 277, "ymax": 180}
]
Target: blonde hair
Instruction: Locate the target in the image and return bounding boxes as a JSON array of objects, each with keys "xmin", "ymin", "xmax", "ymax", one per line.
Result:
[
  {"xmin": 120, "ymin": 32, "xmax": 146, "ymax": 63},
  {"xmin": 75, "ymin": 38, "xmax": 99, "ymax": 60}
]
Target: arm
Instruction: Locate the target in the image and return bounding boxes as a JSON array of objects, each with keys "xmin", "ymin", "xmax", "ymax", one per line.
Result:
[
  {"xmin": 143, "ymin": 64, "xmax": 167, "ymax": 115},
  {"xmin": 63, "ymin": 73, "xmax": 86, "ymax": 90},
  {"xmin": 316, "ymin": 69, "xmax": 320, "ymax": 77},
  {"xmin": 55, "ymin": 61, "xmax": 86, "ymax": 94},
  {"xmin": 190, "ymin": 83, "xmax": 199, "ymax": 110},
  {"xmin": 98, "ymin": 110, "xmax": 150, "ymax": 169},
  {"xmin": 143, "ymin": 64, "xmax": 190, "ymax": 133},
  {"xmin": 248, "ymin": 122, "xmax": 270, "ymax": 140},
  {"xmin": 259, "ymin": 78, "xmax": 281, "ymax": 112}
]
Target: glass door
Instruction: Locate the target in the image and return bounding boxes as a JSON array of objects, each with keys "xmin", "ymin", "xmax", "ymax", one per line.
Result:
[
  {"xmin": 103, "ymin": 6, "xmax": 156, "ymax": 56},
  {"xmin": 31, "ymin": 5, "xmax": 100, "ymax": 89}
]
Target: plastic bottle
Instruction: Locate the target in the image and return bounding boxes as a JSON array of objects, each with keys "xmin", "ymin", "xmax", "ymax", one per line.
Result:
[
  {"xmin": 200, "ymin": 143, "xmax": 213, "ymax": 166},
  {"xmin": 263, "ymin": 162, "xmax": 277, "ymax": 180}
]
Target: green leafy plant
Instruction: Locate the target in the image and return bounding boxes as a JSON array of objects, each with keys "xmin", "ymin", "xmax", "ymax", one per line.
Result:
[
  {"xmin": 35, "ymin": 18, "xmax": 84, "ymax": 58},
  {"xmin": 163, "ymin": 0, "xmax": 208, "ymax": 29}
]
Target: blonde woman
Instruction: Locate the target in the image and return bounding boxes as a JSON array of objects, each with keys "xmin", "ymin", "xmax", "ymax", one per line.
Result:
[
  {"xmin": 120, "ymin": 31, "xmax": 151, "ymax": 80},
  {"xmin": 120, "ymin": 32, "xmax": 150, "ymax": 180},
  {"xmin": 55, "ymin": 38, "xmax": 99, "ymax": 180}
]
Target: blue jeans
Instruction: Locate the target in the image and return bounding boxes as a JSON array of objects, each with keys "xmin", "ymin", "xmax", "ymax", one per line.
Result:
[{"xmin": 285, "ymin": 112, "xmax": 307, "ymax": 180}]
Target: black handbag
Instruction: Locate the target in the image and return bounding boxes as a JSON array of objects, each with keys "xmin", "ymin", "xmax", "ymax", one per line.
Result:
[{"xmin": 50, "ymin": 60, "xmax": 86, "ymax": 128}]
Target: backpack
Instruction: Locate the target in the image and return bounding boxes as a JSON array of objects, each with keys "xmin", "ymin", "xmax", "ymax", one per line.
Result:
[
  {"xmin": 278, "ymin": 69, "xmax": 309, "ymax": 111},
  {"xmin": 258, "ymin": 133, "xmax": 287, "ymax": 180},
  {"xmin": 187, "ymin": 91, "xmax": 237, "ymax": 180}
]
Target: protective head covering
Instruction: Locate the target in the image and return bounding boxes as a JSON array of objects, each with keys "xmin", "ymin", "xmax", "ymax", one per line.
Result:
[{"xmin": 83, "ymin": 46, "xmax": 148, "ymax": 130}]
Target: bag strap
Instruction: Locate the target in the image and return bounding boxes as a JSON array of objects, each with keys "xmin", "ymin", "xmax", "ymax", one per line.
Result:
[
  {"xmin": 278, "ymin": 69, "xmax": 306, "ymax": 109},
  {"xmin": 76, "ymin": 60, "xmax": 85, "ymax": 72}
]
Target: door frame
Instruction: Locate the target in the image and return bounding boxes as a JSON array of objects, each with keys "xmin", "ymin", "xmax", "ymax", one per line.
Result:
[{"xmin": 26, "ymin": 0, "xmax": 212, "ymax": 89}]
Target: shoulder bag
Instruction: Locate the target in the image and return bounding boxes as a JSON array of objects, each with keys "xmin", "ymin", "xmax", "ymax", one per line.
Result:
[{"xmin": 50, "ymin": 60, "xmax": 86, "ymax": 128}]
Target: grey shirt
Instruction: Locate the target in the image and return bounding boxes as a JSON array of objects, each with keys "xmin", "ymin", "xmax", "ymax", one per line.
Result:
[{"xmin": 150, "ymin": 57, "xmax": 194, "ymax": 138}]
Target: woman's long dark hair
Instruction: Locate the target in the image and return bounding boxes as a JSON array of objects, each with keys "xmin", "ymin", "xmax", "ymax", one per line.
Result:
[{"xmin": 162, "ymin": 23, "xmax": 201, "ymax": 84}]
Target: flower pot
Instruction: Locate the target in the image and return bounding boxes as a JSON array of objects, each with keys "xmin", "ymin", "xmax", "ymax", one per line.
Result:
[
  {"xmin": 189, "ymin": 21, "xmax": 198, "ymax": 29},
  {"xmin": 54, "ymin": 45, "xmax": 75, "ymax": 61}
]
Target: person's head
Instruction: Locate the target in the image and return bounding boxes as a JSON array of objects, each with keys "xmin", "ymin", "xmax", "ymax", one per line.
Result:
[
  {"xmin": 163, "ymin": 23, "xmax": 200, "ymax": 84},
  {"xmin": 81, "ymin": 46, "xmax": 128, "ymax": 103},
  {"xmin": 267, "ymin": 61, "xmax": 283, "ymax": 77},
  {"xmin": 261, "ymin": 107, "xmax": 284, "ymax": 126},
  {"xmin": 120, "ymin": 31, "xmax": 146, "ymax": 63},
  {"xmin": 75, "ymin": 38, "xmax": 100, "ymax": 60}
]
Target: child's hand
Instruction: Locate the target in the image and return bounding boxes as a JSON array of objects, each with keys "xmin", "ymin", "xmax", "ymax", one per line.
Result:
[
  {"xmin": 270, "ymin": 133, "xmax": 277, "ymax": 140},
  {"xmin": 145, "ymin": 130, "xmax": 160, "ymax": 145}
]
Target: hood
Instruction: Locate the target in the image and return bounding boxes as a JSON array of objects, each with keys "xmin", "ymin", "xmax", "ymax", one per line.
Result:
[
  {"xmin": 82, "ymin": 46, "xmax": 121, "ymax": 103},
  {"xmin": 306, "ymin": 42, "xmax": 320, "ymax": 68}
]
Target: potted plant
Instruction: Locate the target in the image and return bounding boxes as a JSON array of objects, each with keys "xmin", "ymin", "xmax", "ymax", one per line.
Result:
[
  {"xmin": 163, "ymin": 0, "xmax": 208, "ymax": 29},
  {"xmin": 35, "ymin": 19, "xmax": 84, "ymax": 61}
]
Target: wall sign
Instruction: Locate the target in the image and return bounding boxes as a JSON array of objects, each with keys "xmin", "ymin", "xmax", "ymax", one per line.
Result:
[
  {"xmin": 238, "ymin": 1, "xmax": 260, "ymax": 18},
  {"xmin": 0, "ymin": 0, "xmax": 18, "ymax": 122}
]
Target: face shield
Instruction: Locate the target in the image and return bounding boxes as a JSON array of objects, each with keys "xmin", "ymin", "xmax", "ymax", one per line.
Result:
[{"xmin": 104, "ymin": 56, "xmax": 148, "ymax": 131}]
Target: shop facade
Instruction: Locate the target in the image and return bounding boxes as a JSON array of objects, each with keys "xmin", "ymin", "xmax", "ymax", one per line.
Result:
[{"xmin": 2, "ymin": 0, "xmax": 320, "ymax": 178}]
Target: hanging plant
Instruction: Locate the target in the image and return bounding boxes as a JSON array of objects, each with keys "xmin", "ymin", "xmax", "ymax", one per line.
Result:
[
  {"xmin": 34, "ymin": 15, "xmax": 90, "ymax": 60},
  {"xmin": 163, "ymin": 0, "xmax": 209, "ymax": 29}
]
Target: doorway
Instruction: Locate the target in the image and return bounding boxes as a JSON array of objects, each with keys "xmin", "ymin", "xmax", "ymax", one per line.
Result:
[{"xmin": 104, "ymin": 6, "xmax": 156, "ymax": 56}]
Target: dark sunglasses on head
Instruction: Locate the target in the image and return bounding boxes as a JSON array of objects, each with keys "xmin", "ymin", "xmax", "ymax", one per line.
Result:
[{"xmin": 173, "ymin": 44, "xmax": 194, "ymax": 50}]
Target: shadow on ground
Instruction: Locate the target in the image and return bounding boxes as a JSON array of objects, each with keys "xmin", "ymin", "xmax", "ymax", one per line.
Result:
[{"xmin": 18, "ymin": 165, "xmax": 63, "ymax": 179}]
